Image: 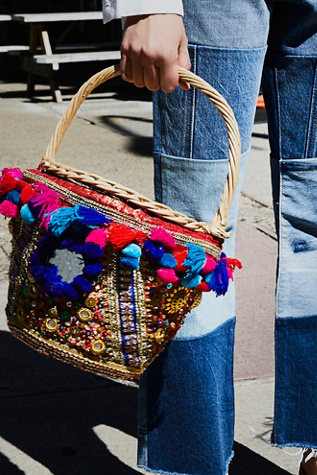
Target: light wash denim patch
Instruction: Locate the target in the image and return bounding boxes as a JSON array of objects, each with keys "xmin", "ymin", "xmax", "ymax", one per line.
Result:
[
  {"xmin": 277, "ymin": 158, "xmax": 317, "ymax": 318},
  {"xmin": 154, "ymin": 151, "xmax": 248, "ymax": 339}
]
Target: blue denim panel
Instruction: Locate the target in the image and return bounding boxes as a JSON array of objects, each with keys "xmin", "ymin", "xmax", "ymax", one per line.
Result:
[
  {"xmin": 138, "ymin": 318, "xmax": 236, "ymax": 475},
  {"xmin": 277, "ymin": 158, "xmax": 317, "ymax": 319},
  {"xmin": 263, "ymin": 56, "xmax": 317, "ymax": 161},
  {"xmin": 181, "ymin": 0, "xmax": 270, "ymax": 49},
  {"xmin": 153, "ymin": 45, "xmax": 267, "ymax": 166},
  {"xmin": 272, "ymin": 315, "xmax": 317, "ymax": 448}
]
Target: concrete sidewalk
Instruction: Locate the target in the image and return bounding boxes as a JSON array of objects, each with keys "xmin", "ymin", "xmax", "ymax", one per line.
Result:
[{"xmin": 0, "ymin": 76, "xmax": 301, "ymax": 474}]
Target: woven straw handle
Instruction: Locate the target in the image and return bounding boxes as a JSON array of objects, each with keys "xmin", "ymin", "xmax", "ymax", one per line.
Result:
[{"xmin": 41, "ymin": 64, "xmax": 240, "ymax": 238}]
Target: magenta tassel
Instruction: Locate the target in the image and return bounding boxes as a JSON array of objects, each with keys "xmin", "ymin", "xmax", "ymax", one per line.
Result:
[
  {"xmin": 30, "ymin": 183, "xmax": 61, "ymax": 228},
  {"xmin": 85, "ymin": 228, "xmax": 108, "ymax": 247}
]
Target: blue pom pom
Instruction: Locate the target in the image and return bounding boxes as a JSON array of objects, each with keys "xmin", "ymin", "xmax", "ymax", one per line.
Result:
[
  {"xmin": 6, "ymin": 190, "xmax": 21, "ymax": 205},
  {"xmin": 30, "ymin": 250, "xmax": 40, "ymax": 265},
  {"xmin": 30, "ymin": 265, "xmax": 48, "ymax": 282},
  {"xmin": 71, "ymin": 221, "xmax": 92, "ymax": 239},
  {"xmin": 83, "ymin": 242, "xmax": 103, "ymax": 260},
  {"xmin": 73, "ymin": 275, "xmax": 93, "ymax": 293},
  {"xmin": 143, "ymin": 241, "xmax": 164, "ymax": 261},
  {"xmin": 31, "ymin": 264, "xmax": 59, "ymax": 283},
  {"xmin": 44, "ymin": 280, "xmax": 64, "ymax": 297},
  {"xmin": 83, "ymin": 263, "xmax": 103, "ymax": 277},
  {"xmin": 38, "ymin": 237, "xmax": 59, "ymax": 262},
  {"xmin": 207, "ymin": 261, "xmax": 229, "ymax": 296},
  {"xmin": 77, "ymin": 205, "xmax": 111, "ymax": 226},
  {"xmin": 21, "ymin": 204, "xmax": 35, "ymax": 225},
  {"xmin": 59, "ymin": 238, "xmax": 84, "ymax": 254},
  {"xmin": 181, "ymin": 274, "xmax": 202, "ymax": 288},
  {"xmin": 159, "ymin": 253, "xmax": 177, "ymax": 269},
  {"xmin": 61, "ymin": 282, "xmax": 79, "ymax": 301},
  {"xmin": 120, "ymin": 256, "xmax": 140, "ymax": 270},
  {"xmin": 122, "ymin": 243, "xmax": 142, "ymax": 258}
]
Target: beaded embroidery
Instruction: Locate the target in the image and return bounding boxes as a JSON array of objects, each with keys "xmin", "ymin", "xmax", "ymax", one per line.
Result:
[{"xmin": 1, "ymin": 167, "xmax": 242, "ymax": 382}]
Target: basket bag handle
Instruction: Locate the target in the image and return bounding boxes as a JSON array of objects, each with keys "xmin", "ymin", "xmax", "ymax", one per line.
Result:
[{"xmin": 40, "ymin": 64, "xmax": 241, "ymax": 239}]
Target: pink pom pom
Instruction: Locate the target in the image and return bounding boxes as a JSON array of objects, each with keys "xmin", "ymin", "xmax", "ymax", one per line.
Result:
[
  {"xmin": 227, "ymin": 268, "xmax": 233, "ymax": 281},
  {"xmin": 157, "ymin": 268, "xmax": 179, "ymax": 284},
  {"xmin": 0, "ymin": 200, "xmax": 19, "ymax": 217},
  {"xmin": 201, "ymin": 256, "xmax": 216, "ymax": 275},
  {"xmin": 1, "ymin": 168, "xmax": 23, "ymax": 180},
  {"xmin": 150, "ymin": 227, "xmax": 176, "ymax": 249},
  {"xmin": 85, "ymin": 228, "xmax": 108, "ymax": 247}
]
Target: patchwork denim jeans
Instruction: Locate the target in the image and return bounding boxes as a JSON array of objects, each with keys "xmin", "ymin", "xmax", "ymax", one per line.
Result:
[{"xmin": 137, "ymin": 1, "xmax": 317, "ymax": 474}]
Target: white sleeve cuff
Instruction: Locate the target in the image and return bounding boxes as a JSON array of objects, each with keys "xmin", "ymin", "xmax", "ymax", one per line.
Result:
[{"xmin": 103, "ymin": 0, "xmax": 183, "ymax": 24}]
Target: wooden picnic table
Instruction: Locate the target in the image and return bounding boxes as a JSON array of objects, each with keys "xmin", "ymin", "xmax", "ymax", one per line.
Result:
[
  {"xmin": 11, "ymin": 12, "xmax": 121, "ymax": 102},
  {"xmin": 0, "ymin": 14, "xmax": 29, "ymax": 53}
]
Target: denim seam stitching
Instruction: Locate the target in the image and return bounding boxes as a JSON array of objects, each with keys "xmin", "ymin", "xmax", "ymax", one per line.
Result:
[
  {"xmin": 272, "ymin": 156, "xmax": 284, "ymax": 446},
  {"xmin": 304, "ymin": 61, "xmax": 317, "ymax": 158},
  {"xmin": 192, "ymin": 44, "xmax": 268, "ymax": 53},
  {"xmin": 189, "ymin": 45, "xmax": 197, "ymax": 158}
]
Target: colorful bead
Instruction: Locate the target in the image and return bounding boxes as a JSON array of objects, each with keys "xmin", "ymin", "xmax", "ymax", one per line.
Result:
[{"xmin": 60, "ymin": 311, "xmax": 71, "ymax": 322}]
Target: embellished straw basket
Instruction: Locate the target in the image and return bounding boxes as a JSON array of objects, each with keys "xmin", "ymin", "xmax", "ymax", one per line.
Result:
[{"xmin": 1, "ymin": 65, "xmax": 241, "ymax": 383}]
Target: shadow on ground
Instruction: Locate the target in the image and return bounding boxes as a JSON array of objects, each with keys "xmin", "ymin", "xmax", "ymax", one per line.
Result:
[
  {"xmin": 230, "ymin": 442, "xmax": 291, "ymax": 475},
  {"xmin": 0, "ymin": 330, "xmax": 139, "ymax": 475},
  {"xmin": 0, "ymin": 330, "xmax": 290, "ymax": 475}
]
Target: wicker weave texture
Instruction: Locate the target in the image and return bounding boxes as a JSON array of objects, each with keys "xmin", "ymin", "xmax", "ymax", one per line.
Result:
[{"xmin": 40, "ymin": 64, "xmax": 241, "ymax": 239}]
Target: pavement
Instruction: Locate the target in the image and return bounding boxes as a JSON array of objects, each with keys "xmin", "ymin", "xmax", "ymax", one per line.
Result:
[{"xmin": 0, "ymin": 63, "xmax": 302, "ymax": 474}]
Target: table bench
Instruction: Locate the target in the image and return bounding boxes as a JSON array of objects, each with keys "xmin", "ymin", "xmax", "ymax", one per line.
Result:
[
  {"xmin": 0, "ymin": 15, "xmax": 29, "ymax": 54},
  {"xmin": 11, "ymin": 12, "xmax": 121, "ymax": 102}
]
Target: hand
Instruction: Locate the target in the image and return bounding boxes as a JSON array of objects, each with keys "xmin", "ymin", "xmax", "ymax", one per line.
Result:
[{"xmin": 120, "ymin": 14, "xmax": 191, "ymax": 93}]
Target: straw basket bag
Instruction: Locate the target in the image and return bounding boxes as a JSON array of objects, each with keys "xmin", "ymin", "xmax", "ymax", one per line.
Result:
[{"xmin": 1, "ymin": 65, "xmax": 241, "ymax": 383}]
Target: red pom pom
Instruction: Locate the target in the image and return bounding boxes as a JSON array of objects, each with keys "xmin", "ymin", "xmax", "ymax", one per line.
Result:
[
  {"xmin": 197, "ymin": 282, "xmax": 210, "ymax": 292},
  {"xmin": 20, "ymin": 185, "xmax": 37, "ymax": 204},
  {"xmin": 108, "ymin": 223, "xmax": 146, "ymax": 251},
  {"xmin": 0, "ymin": 173, "xmax": 17, "ymax": 195},
  {"xmin": 16, "ymin": 180, "xmax": 30, "ymax": 189},
  {"xmin": 173, "ymin": 249, "xmax": 188, "ymax": 273}
]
